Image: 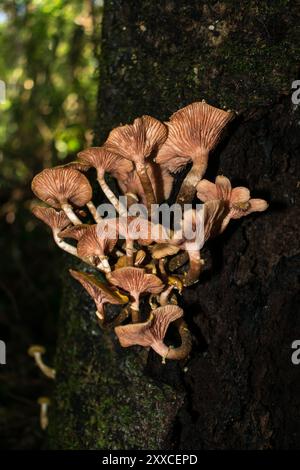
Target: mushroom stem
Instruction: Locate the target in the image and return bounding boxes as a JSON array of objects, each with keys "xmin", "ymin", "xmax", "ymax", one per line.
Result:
[
  {"xmin": 152, "ymin": 319, "xmax": 192, "ymax": 361},
  {"xmin": 125, "ymin": 238, "xmax": 134, "ymax": 266},
  {"xmin": 86, "ymin": 201, "xmax": 102, "ymax": 223},
  {"xmin": 38, "ymin": 398, "xmax": 50, "ymax": 430},
  {"xmin": 97, "ymin": 176, "xmax": 127, "ymax": 217},
  {"xmin": 125, "ymin": 192, "xmax": 139, "ymax": 207},
  {"xmin": 135, "ymin": 162, "xmax": 156, "ymax": 215},
  {"xmin": 32, "ymin": 352, "xmax": 56, "ymax": 380},
  {"xmin": 165, "ymin": 319, "xmax": 192, "ymax": 360},
  {"xmin": 220, "ymin": 212, "xmax": 232, "ymax": 233},
  {"xmin": 130, "ymin": 294, "xmax": 140, "ymax": 323},
  {"xmin": 96, "ymin": 256, "xmax": 111, "ymax": 274},
  {"xmin": 184, "ymin": 250, "xmax": 204, "ymax": 286},
  {"xmin": 158, "ymin": 258, "xmax": 167, "ymax": 276},
  {"xmin": 61, "ymin": 203, "xmax": 82, "ymax": 225},
  {"xmin": 159, "ymin": 285, "xmax": 174, "ymax": 306},
  {"xmin": 176, "ymin": 156, "xmax": 208, "ymax": 207},
  {"xmin": 53, "ymin": 231, "xmax": 78, "ymax": 257},
  {"xmin": 130, "ymin": 307, "xmax": 140, "ymax": 323}
]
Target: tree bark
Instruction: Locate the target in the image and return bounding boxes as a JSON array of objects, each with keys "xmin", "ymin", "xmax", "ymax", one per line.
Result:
[{"xmin": 49, "ymin": 0, "xmax": 300, "ymax": 449}]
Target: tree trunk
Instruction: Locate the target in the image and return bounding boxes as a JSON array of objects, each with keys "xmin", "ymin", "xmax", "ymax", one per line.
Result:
[{"xmin": 49, "ymin": 0, "xmax": 300, "ymax": 449}]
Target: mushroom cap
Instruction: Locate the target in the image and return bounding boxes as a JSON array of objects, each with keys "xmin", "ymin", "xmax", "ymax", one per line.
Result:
[
  {"xmin": 118, "ymin": 216, "xmax": 171, "ymax": 245},
  {"xmin": 77, "ymin": 224, "xmax": 117, "ymax": 260},
  {"xmin": 31, "ymin": 167, "xmax": 93, "ymax": 208},
  {"xmin": 70, "ymin": 269, "xmax": 128, "ymax": 312},
  {"xmin": 55, "ymin": 161, "xmax": 91, "ymax": 172},
  {"xmin": 177, "ymin": 201, "xmax": 225, "ymax": 250},
  {"xmin": 156, "ymin": 102, "xmax": 234, "ymax": 172},
  {"xmin": 32, "ymin": 206, "xmax": 70, "ymax": 232},
  {"xmin": 109, "ymin": 267, "xmax": 164, "ymax": 297},
  {"xmin": 105, "ymin": 115, "xmax": 167, "ymax": 164},
  {"xmin": 78, "ymin": 146, "xmax": 133, "ymax": 179},
  {"xmin": 115, "ymin": 304, "xmax": 183, "ymax": 348},
  {"xmin": 28, "ymin": 345, "xmax": 46, "ymax": 356},
  {"xmin": 37, "ymin": 397, "xmax": 51, "ymax": 405},
  {"xmin": 134, "ymin": 249, "xmax": 147, "ymax": 266},
  {"xmin": 58, "ymin": 224, "xmax": 90, "ymax": 241},
  {"xmin": 150, "ymin": 243, "xmax": 181, "ymax": 260},
  {"xmin": 203, "ymin": 200, "xmax": 226, "ymax": 239}
]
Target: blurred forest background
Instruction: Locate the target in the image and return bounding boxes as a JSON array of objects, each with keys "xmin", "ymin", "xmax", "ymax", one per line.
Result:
[{"xmin": 0, "ymin": 0, "xmax": 102, "ymax": 449}]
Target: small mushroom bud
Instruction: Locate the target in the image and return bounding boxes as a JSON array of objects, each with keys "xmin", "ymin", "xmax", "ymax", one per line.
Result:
[
  {"xmin": 28, "ymin": 345, "xmax": 56, "ymax": 380},
  {"xmin": 37, "ymin": 397, "xmax": 50, "ymax": 430}
]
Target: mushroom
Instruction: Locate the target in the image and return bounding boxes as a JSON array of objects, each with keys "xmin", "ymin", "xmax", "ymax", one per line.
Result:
[
  {"xmin": 197, "ymin": 175, "xmax": 268, "ymax": 232},
  {"xmin": 159, "ymin": 285, "xmax": 174, "ymax": 306},
  {"xmin": 28, "ymin": 345, "xmax": 56, "ymax": 379},
  {"xmin": 115, "ymin": 304, "xmax": 192, "ymax": 361},
  {"xmin": 172, "ymin": 200, "xmax": 225, "ymax": 286},
  {"xmin": 134, "ymin": 249, "xmax": 147, "ymax": 266},
  {"xmin": 156, "ymin": 102, "xmax": 234, "ymax": 206},
  {"xmin": 69, "ymin": 269, "xmax": 128, "ymax": 323},
  {"xmin": 77, "ymin": 147, "xmax": 133, "ymax": 216},
  {"xmin": 105, "ymin": 115, "xmax": 167, "ymax": 213},
  {"xmin": 31, "ymin": 206, "xmax": 77, "ymax": 256},
  {"xmin": 37, "ymin": 397, "xmax": 50, "ymax": 430},
  {"xmin": 108, "ymin": 267, "xmax": 164, "ymax": 323},
  {"xmin": 58, "ymin": 224, "xmax": 90, "ymax": 241},
  {"xmin": 118, "ymin": 163, "xmax": 174, "ymax": 206},
  {"xmin": 116, "ymin": 216, "xmax": 170, "ymax": 266},
  {"xmin": 56, "ymin": 161, "xmax": 91, "ymax": 172},
  {"xmin": 31, "ymin": 167, "xmax": 99, "ymax": 224},
  {"xmin": 76, "ymin": 223, "xmax": 117, "ymax": 273}
]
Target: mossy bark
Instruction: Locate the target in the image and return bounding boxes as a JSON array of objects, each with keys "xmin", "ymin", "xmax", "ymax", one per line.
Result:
[{"xmin": 49, "ymin": 0, "xmax": 300, "ymax": 449}]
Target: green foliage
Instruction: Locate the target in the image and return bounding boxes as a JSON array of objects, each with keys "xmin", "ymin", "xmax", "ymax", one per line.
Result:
[
  {"xmin": 0, "ymin": 0, "xmax": 102, "ymax": 191},
  {"xmin": 0, "ymin": 1, "xmax": 101, "ymax": 450}
]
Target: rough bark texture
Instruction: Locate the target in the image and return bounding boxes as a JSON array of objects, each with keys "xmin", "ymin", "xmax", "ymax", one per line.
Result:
[{"xmin": 49, "ymin": 0, "xmax": 300, "ymax": 449}]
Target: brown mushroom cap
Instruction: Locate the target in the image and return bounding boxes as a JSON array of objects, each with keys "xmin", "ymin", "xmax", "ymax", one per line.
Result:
[
  {"xmin": 37, "ymin": 397, "xmax": 51, "ymax": 405},
  {"xmin": 32, "ymin": 206, "xmax": 70, "ymax": 231},
  {"xmin": 109, "ymin": 267, "xmax": 164, "ymax": 297},
  {"xmin": 58, "ymin": 224, "xmax": 90, "ymax": 241},
  {"xmin": 69, "ymin": 269, "xmax": 128, "ymax": 313},
  {"xmin": 28, "ymin": 345, "xmax": 46, "ymax": 356},
  {"xmin": 105, "ymin": 115, "xmax": 167, "ymax": 164},
  {"xmin": 115, "ymin": 304, "xmax": 183, "ymax": 348},
  {"xmin": 78, "ymin": 146, "xmax": 133, "ymax": 179},
  {"xmin": 150, "ymin": 243, "xmax": 181, "ymax": 260},
  {"xmin": 55, "ymin": 161, "xmax": 91, "ymax": 172},
  {"xmin": 31, "ymin": 167, "xmax": 93, "ymax": 208},
  {"xmin": 156, "ymin": 102, "xmax": 234, "ymax": 172},
  {"xmin": 77, "ymin": 224, "xmax": 117, "ymax": 260}
]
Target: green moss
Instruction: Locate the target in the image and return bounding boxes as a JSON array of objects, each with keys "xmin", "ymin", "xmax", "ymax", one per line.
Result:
[{"xmin": 48, "ymin": 262, "xmax": 183, "ymax": 449}]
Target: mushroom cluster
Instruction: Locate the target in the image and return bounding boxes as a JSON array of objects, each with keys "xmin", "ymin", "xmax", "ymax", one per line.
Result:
[{"xmin": 31, "ymin": 101, "xmax": 268, "ymax": 362}]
